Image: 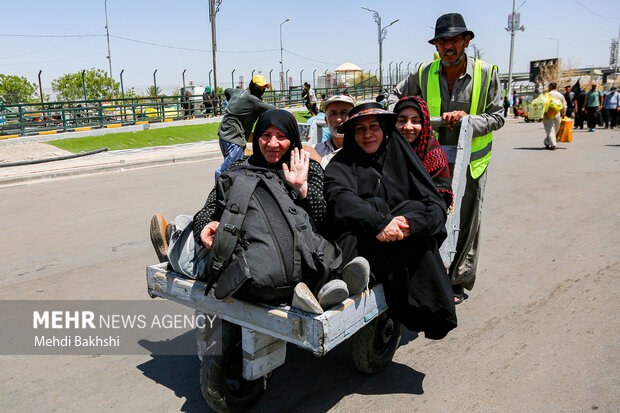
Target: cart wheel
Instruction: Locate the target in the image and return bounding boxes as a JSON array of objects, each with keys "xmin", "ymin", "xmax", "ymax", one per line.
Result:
[
  {"xmin": 351, "ymin": 312, "xmax": 402, "ymax": 374},
  {"xmin": 200, "ymin": 321, "xmax": 265, "ymax": 413}
]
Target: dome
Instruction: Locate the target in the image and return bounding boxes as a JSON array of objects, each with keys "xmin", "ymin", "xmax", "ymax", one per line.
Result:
[{"xmin": 335, "ymin": 62, "xmax": 362, "ymax": 72}]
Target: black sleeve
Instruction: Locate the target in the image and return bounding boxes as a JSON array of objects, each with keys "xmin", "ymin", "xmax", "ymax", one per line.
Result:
[
  {"xmin": 192, "ymin": 159, "xmax": 245, "ymax": 243},
  {"xmin": 296, "ymin": 160, "xmax": 326, "ymax": 227},
  {"xmin": 324, "ymin": 161, "xmax": 393, "ymax": 236}
]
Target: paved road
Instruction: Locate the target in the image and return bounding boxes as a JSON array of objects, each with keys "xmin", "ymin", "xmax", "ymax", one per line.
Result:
[{"xmin": 0, "ymin": 121, "xmax": 618, "ymax": 412}]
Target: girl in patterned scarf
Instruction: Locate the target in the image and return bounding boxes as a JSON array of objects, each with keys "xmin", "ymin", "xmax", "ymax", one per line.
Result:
[{"xmin": 394, "ymin": 96, "xmax": 453, "ymax": 210}]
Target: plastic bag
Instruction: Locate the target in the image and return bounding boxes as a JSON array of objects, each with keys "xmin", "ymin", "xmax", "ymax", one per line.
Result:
[
  {"xmin": 528, "ymin": 94, "xmax": 548, "ymax": 120},
  {"xmin": 545, "ymin": 94, "xmax": 564, "ymax": 119},
  {"xmin": 557, "ymin": 117, "xmax": 573, "ymax": 143}
]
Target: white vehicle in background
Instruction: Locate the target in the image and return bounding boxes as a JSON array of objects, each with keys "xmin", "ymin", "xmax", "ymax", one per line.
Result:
[{"xmin": 181, "ymin": 82, "xmax": 205, "ymax": 103}]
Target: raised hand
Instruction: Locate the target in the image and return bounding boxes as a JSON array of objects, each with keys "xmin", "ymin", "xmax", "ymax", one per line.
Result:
[{"xmin": 282, "ymin": 147, "xmax": 309, "ymax": 199}]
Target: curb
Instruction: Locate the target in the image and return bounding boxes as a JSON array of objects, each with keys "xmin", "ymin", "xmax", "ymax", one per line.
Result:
[{"xmin": 0, "ymin": 151, "xmax": 222, "ymax": 188}]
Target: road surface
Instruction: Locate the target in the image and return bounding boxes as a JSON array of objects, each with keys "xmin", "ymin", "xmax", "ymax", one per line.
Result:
[{"xmin": 0, "ymin": 120, "xmax": 618, "ymax": 412}]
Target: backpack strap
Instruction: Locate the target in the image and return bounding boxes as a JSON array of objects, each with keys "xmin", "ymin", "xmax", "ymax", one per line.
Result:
[{"xmin": 203, "ymin": 171, "xmax": 260, "ymax": 295}]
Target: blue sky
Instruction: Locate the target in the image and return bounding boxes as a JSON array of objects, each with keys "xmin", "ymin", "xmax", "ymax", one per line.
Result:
[{"xmin": 2, "ymin": 0, "xmax": 619, "ymax": 95}]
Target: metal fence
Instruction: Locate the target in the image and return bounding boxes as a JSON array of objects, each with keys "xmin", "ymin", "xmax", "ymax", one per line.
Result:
[{"xmin": 0, "ymin": 85, "xmax": 382, "ymax": 137}]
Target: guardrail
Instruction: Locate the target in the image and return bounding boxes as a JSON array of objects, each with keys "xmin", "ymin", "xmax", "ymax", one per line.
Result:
[{"xmin": 0, "ymin": 85, "xmax": 383, "ymax": 138}]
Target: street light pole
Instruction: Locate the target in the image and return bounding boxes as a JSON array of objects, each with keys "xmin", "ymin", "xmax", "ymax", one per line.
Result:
[
  {"xmin": 549, "ymin": 37, "xmax": 559, "ymax": 59},
  {"xmin": 280, "ymin": 18, "xmax": 291, "ymax": 91},
  {"xmin": 505, "ymin": 0, "xmax": 525, "ymax": 100},
  {"xmin": 209, "ymin": 0, "xmax": 222, "ymax": 114},
  {"xmin": 361, "ymin": 7, "xmax": 398, "ymax": 92},
  {"xmin": 104, "ymin": 0, "xmax": 113, "ymax": 91}
]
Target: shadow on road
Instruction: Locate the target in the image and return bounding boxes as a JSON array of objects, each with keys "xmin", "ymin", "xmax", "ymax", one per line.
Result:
[
  {"xmin": 137, "ymin": 330, "xmax": 207, "ymax": 412},
  {"xmin": 605, "ymin": 144, "xmax": 620, "ymax": 147},
  {"xmin": 513, "ymin": 147, "xmax": 567, "ymax": 151},
  {"xmin": 137, "ymin": 328, "xmax": 426, "ymax": 412}
]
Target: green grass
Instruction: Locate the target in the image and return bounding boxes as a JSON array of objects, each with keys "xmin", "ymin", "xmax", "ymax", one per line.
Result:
[
  {"xmin": 293, "ymin": 110, "xmax": 313, "ymax": 123},
  {"xmin": 49, "ymin": 110, "xmax": 313, "ymax": 153},
  {"xmin": 49, "ymin": 122, "xmax": 220, "ymax": 153}
]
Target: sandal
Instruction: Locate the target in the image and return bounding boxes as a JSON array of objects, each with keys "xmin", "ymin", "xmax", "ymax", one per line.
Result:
[{"xmin": 452, "ymin": 285, "xmax": 468, "ymax": 305}]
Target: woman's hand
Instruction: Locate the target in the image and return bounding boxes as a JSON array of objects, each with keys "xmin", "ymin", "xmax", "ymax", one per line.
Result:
[
  {"xmin": 394, "ymin": 216, "xmax": 411, "ymax": 237},
  {"xmin": 377, "ymin": 217, "xmax": 405, "ymax": 242},
  {"xmin": 200, "ymin": 221, "xmax": 219, "ymax": 249},
  {"xmin": 282, "ymin": 147, "xmax": 309, "ymax": 199}
]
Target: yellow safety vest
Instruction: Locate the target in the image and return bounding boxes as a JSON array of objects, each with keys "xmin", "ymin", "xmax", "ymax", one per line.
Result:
[{"xmin": 420, "ymin": 59, "xmax": 496, "ymax": 179}]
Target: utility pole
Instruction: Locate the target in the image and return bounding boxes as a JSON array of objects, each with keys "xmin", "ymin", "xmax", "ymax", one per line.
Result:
[
  {"xmin": 361, "ymin": 7, "xmax": 398, "ymax": 92},
  {"xmin": 280, "ymin": 18, "xmax": 291, "ymax": 91},
  {"xmin": 38, "ymin": 70, "xmax": 44, "ymax": 105},
  {"xmin": 104, "ymin": 0, "xmax": 113, "ymax": 92},
  {"xmin": 505, "ymin": 0, "xmax": 525, "ymax": 99},
  {"xmin": 209, "ymin": 0, "xmax": 222, "ymax": 114}
]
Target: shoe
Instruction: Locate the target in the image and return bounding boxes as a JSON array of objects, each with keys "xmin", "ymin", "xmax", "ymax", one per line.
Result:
[
  {"xmin": 317, "ymin": 280, "xmax": 349, "ymax": 309},
  {"xmin": 150, "ymin": 214, "xmax": 168, "ymax": 263},
  {"xmin": 291, "ymin": 282, "xmax": 323, "ymax": 314},
  {"xmin": 342, "ymin": 256, "xmax": 370, "ymax": 295},
  {"xmin": 588, "ymin": 128, "xmax": 595, "ymax": 132},
  {"xmin": 452, "ymin": 285, "xmax": 469, "ymax": 305},
  {"xmin": 165, "ymin": 223, "xmax": 173, "ymax": 246}
]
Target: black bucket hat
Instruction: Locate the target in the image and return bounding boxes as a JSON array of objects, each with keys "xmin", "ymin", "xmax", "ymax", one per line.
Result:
[
  {"xmin": 337, "ymin": 102, "xmax": 397, "ymax": 134},
  {"xmin": 428, "ymin": 13, "xmax": 475, "ymax": 44}
]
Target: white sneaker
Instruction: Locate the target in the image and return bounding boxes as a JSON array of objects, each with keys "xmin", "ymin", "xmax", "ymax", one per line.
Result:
[
  {"xmin": 342, "ymin": 256, "xmax": 370, "ymax": 295},
  {"xmin": 291, "ymin": 282, "xmax": 323, "ymax": 314}
]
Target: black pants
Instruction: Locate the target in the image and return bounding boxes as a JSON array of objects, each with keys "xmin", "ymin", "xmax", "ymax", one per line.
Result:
[
  {"xmin": 586, "ymin": 107, "xmax": 599, "ymax": 129},
  {"xmin": 604, "ymin": 108, "xmax": 618, "ymax": 128},
  {"xmin": 334, "ymin": 229, "xmax": 456, "ymax": 339},
  {"xmin": 575, "ymin": 110, "xmax": 586, "ymax": 129}
]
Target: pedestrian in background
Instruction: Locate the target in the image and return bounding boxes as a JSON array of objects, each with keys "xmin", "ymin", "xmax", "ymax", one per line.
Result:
[
  {"xmin": 512, "ymin": 91, "xmax": 520, "ymax": 118},
  {"xmin": 603, "ymin": 87, "xmax": 619, "ymax": 129},
  {"xmin": 563, "ymin": 85, "xmax": 575, "ymax": 118},
  {"xmin": 543, "ymin": 82, "xmax": 567, "ymax": 150},
  {"xmin": 503, "ymin": 96, "xmax": 510, "ymax": 118},
  {"xmin": 304, "ymin": 82, "xmax": 319, "ymax": 116},
  {"xmin": 585, "ymin": 82, "xmax": 604, "ymax": 132},
  {"xmin": 215, "ymin": 75, "xmax": 274, "ymax": 181},
  {"xmin": 575, "ymin": 88, "xmax": 586, "ymax": 129}
]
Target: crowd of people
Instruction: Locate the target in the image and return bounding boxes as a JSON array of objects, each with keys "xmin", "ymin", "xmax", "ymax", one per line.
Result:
[
  {"xmin": 149, "ymin": 13, "xmax": 507, "ymax": 341},
  {"xmin": 510, "ymin": 81, "xmax": 619, "ymax": 133}
]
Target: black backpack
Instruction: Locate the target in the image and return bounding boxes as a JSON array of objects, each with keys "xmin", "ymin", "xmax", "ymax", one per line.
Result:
[{"xmin": 201, "ymin": 164, "xmax": 342, "ymax": 303}]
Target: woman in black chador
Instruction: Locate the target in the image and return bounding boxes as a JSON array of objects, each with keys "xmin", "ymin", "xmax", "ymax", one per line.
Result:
[{"xmin": 324, "ymin": 102, "xmax": 457, "ymax": 339}]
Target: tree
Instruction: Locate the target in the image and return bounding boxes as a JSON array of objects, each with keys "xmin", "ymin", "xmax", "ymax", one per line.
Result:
[
  {"xmin": 350, "ymin": 72, "xmax": 379, "ymax": 87},
  {"xmin": 0, "ymin": 74, "xmax": 37, "ymax": 104},
  {"xmin": 145, "ymin": 85, "xmax": 162, "ymax": 97},
  {"xmin": 52, "ymin": 68, "xmax": 119, "ymax": 101}
]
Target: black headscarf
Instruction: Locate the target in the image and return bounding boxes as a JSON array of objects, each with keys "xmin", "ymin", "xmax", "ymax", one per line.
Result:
[
  {"xmin": 325, "ymin": 105, "xmax": 455, "ymax": 339},
  {"xmin": 250, "ymin": 109, "xmax": 302, "ymax": 171},
  {"xmin": 337, "ymin": 102, "xmax": 397, "ymax": 171}
]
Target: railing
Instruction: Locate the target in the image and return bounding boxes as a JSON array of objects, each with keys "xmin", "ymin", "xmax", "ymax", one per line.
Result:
[{"xmin": 0, "ymin": 85, "xmax": 383, "ymax": 137}]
